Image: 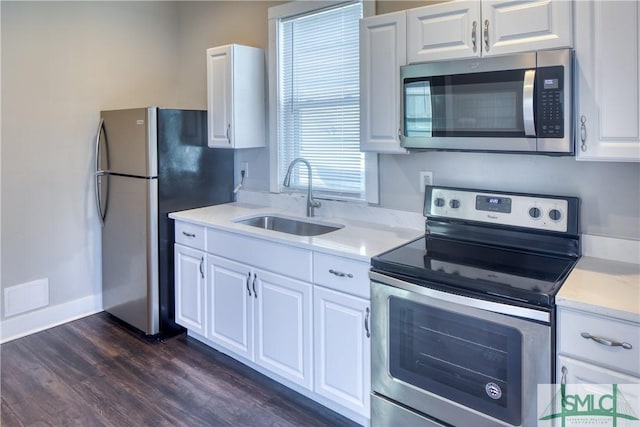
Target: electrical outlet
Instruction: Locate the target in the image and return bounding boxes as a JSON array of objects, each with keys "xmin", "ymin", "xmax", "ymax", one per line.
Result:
[
  {"xmin": 419, "ymin": 171, "xmax": 433, "ymax": 192},
  {"xmin": 241, "ymin": 162, "xmax": 249, "ymax": 178}
]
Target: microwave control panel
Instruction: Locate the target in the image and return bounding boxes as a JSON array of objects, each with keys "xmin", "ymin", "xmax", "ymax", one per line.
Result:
[{"xmin": 536, "ymin": 66, "xmax": 564, "ymax": 138}]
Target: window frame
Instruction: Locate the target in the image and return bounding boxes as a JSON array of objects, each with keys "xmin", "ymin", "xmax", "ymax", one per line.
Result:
[{"xmin": 267, "ymin": 0, "xmax": 378, "ymax": 204}]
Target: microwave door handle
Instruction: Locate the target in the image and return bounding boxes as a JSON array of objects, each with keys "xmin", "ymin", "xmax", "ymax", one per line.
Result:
[{"xmin": 523, "ymin": 70, "xmax": 536, "ymax": 137}]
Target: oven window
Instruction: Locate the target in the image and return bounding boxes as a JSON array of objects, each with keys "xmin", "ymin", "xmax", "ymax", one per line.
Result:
[
  {"xmin": 404, "ymin": 69, "xmax": 526, "ymax": 138},
  {"xmin": 388, "ymin": 296, "xmax": 522, "ymax": 425}
]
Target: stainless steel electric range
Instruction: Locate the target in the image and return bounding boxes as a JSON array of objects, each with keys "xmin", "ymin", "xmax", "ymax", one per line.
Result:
[{"xmin": 370, "ymin": 185, "xmax": 580, "ymax": 427}]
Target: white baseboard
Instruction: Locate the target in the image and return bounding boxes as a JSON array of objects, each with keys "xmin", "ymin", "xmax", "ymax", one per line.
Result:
[{"xmin": 0, "ymin": 294, "xmax": 103, "ymax": 344}]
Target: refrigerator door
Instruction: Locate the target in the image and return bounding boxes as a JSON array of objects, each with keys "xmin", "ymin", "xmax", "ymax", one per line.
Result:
[
  {"xmin": 102, "ymin": 174, "xmax": 159, "ymax": 335},
  {"xmin": 156, "ymin": 109, "xmax": 234, "ymax": 335},
  {"xmin": 100, "ymin": 108, "xmax": 158, "ymax": 178}
]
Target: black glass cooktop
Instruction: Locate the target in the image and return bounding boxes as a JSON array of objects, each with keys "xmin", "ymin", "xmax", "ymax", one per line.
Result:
[{"xmin": 371, "ymin": 236, "xmax": 579, "ymax": 307}]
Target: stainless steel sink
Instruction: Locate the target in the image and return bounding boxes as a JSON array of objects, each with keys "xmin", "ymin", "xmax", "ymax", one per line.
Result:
[{"xmin": 233, "ymin": 214, "xmax": 344, "ymax": 236}]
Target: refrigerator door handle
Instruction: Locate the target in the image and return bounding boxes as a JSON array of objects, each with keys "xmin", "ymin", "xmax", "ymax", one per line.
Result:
[{"xmin": 95, "ymin": 118, "xmax": 107, "ymax": 226}]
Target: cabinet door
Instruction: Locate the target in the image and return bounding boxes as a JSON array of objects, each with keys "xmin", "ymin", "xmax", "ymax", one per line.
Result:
[
  {"xmin": 557, "ymin": 356, "xmax": 640, "ymax": 416},
  {"xmin": 206, "ymin": 45, "xmax": 232, "ymax": 148},
  {"xmin": 575, "ymin": 1, "xmax": 640, "ymax": 161},
  {"xmin": 206, "ymin": 255, "xmax": 253, "ymax": 361},
  {"xmin": 314, "ymin": 286, "xmax": 370, "ymax": 417},
  {"xmin": 254, "ymin": 269, "xmax": 313, "ymax": 390},
  {"xmin": 360, "ymin": 11, "xmax": 407, "ymax": 153},
  {"xmin": 481, "ymin": 0, "xmax": 572, "ymax": 57},
  {"xmin": 407, "ymin": 1, "xmax": 481, "ymax": 63},
  {"xmin": 174, "ymin": 244, "xmax": 206, "ymax": 335}
]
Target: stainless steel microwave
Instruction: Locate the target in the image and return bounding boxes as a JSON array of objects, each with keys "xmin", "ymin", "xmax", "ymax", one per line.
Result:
[{"xmin": 400, "ymin": 49, "xmax": 573, "ymax": 155}]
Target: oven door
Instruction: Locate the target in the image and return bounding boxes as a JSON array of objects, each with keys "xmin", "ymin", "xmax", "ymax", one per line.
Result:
[{"xmin": 370, "ymin": 272, "xmax": 552, "ymax": 427}]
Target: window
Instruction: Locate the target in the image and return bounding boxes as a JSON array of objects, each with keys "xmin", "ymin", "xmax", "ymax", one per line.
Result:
[{"xmin": 268, "ymin": 1, "xmax": 378, "ymax": 203}]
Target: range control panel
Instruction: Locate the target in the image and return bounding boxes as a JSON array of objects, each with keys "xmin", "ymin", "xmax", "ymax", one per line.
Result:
[{"xmin": 426, "ymin": 186, "xmax": 570, "ymax": 233}]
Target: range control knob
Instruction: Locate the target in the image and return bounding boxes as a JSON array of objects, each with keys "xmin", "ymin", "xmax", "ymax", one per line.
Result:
[
  {"xmin": 549, "ymin": 209, "xmax": 562, "ymax": 221},
  {"xmin": 449, "ymin": 199, "xmax": 461, "ymax": 209},
  {"xmin": 529, "ymin": 207, "xmax": 541, "ymax": 219},
  {"xmin": 434, "ymin": 197, "xmax": 446, "ymax": 207}
]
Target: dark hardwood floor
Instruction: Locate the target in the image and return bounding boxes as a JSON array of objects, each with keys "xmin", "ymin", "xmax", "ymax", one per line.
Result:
[{"xmin": 0, "ymin": 312, "xmax": 360, "ymax": 427}]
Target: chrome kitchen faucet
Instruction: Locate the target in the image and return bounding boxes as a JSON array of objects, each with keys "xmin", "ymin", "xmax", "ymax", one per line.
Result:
[{"xmin": 282, "ymin": 158, "xmax": 320, "ymax": 217}]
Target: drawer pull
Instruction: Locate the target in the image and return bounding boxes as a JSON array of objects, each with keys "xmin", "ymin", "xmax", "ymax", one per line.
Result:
[
  {"xmin": 329, "ymin": 269, "xmax": 353, "ymax": 279},
  {"xmin": 182, "ymin": 231, "xmax": 196, "ymax": 238},
  {"xmin": 581, "ymin": 332, "xmax": 633, "ymax": 350}
]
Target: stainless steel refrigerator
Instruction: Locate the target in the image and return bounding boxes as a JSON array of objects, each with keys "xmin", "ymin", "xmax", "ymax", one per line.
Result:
[{"xmin": 95, "ymin": 107, "xmax": 234, "ymax": 336}]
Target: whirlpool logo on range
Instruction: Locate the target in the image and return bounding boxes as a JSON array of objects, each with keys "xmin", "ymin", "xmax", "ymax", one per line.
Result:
[{"xmin": 537, "ymin": 383, "xmax": 640, "ymax": 426}]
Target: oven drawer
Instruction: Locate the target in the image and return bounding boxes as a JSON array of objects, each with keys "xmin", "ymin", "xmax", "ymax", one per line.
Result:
[
  {"xmin": 557, "ymin": 307, "xmax": 640, "ymax": 376},
  {"xmin": 372, "ymin": 394, "xmax": 446, "ymax": 427}
]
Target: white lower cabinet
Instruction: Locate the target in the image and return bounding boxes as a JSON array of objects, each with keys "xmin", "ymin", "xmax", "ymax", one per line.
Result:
[
  {"xmin": 206, "ymin": 255, "xmax": 253, "ymax": 360},
  {"xmin": 558, "ymin": 355, "xmax": 640, "ymax": 390},
  {"xmin": 314, "ymin": 286, "xmax": 370, "ymax": 417},
  {"xmin": 176, "ymin": 226, "xmax": 370, "ymax": 424},
  {"xmin": 174, "ymin": 243, "xmax": 206, "ymax": 336},
  {"xmin": 205, "ymin": 254, "xmax": 313, "ymax": 390},
  {"xmin": 254, "ymin": 269, "xmax": 313, "ymax": 389},
  {"xmin": 557, "ymin": 306, "xmax": 640, "ymax": 418}
]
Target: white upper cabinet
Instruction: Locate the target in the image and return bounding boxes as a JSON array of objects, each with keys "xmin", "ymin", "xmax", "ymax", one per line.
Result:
[
  {"xmin": 408, "ymin": 0, "xmax": 573, "ymax": 63},
  {"xmin": 360, "ymin": 11, "xmax": 408, "ymax": 153},
  {"xmin": 206, "ymin": 44, "xmax": 266, "ymax": 149},
  {"xmin": 407, "ymin": 1, "xmax": 481, "ymax": 62},
  {"xmin": 575, "ymin": 1, "xmax": 640, "ymax": 162}
]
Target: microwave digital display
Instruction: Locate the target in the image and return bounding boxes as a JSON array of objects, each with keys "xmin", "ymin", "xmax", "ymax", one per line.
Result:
[{"xmin": 544, "ymin": 78, "xmax": 559, "ymax": 90}]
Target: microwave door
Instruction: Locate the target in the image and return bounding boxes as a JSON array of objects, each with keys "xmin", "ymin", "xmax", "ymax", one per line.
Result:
[{"xmin": 523, "ymin": 70, "xmax": 536, "ymax": 137}]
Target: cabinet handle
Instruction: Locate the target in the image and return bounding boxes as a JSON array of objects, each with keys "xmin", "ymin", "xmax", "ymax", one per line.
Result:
[
  {"xmin": 199, "ymin": 257, "xmax": 204, "ymax": 279},
  {"xmin": 364, "ymin": 307, "xmax": 371, "ymax": 338},
  {"xmin": 397, "ymin": 127, "xmax": 402, "ymax": 141},
  {"xmin": 581, "ymin": 332, "xmax": 633, "ymax": 349},
  {"xmin": 580, "ymin": 115, "xmax": 587, "ymax": 152},
  {"xmin": 226, "ymin": 124, "xmax": 231, "ymax": 144},
  {"xmin": 329, "ymin": 269, "xmax": 353, "ymax": 279},
  {"xmin": 252, "ymin": 274, "xmax": 257, "ymax": 299},
  {"xmin": 483, "ymin": 20, "xmax": 490, "ymax": 52},
  {"xmin": 246, "ymin": 272, "xmax": 252, "ymax": 297},
  {"xmin": 182, "ymin": 231, "xmax": 196, "ymax": 238},
  {"xmin": 560, "ymin": 366, "xmax": 568, "ymax": 403},
  {"xmin": 471, "ymin": 21, "xmax": 477, "ymax": 53}
]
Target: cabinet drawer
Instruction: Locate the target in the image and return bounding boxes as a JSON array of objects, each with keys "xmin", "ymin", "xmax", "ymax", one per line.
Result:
[
  {"xmin": 175, "ymin": 221, "xmax": 206, "ymax": 251},
  {"xmin": 558, "ymin": 307, "xmax": 640, "ymax": 376},
  {"xmin": 208, "ymin": 228, "xmax": 312, "ymax": 282},
  {"xmin": 313, "ymin": 253, "xmax": 370, "ymax": 299}
]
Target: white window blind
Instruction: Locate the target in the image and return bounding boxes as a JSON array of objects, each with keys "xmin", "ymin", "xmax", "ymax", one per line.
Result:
[{"xmin": 277, "ymin": 1, "xmax": 364, "ymax": 200}]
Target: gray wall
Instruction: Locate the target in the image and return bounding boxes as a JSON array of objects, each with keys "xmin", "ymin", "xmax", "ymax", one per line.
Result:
[
  {"xmin": 1, "ymin": 1, "xmax": 180, "ymax": 316},
  {"xmin": 380, "ymin": 153, "xmax": 640, "ymax": 240}
]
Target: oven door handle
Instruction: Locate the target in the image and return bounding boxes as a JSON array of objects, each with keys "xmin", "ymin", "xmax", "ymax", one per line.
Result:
[
  {"xmin": 370, "ymin": 271, "xmax": 550, "ymax": 323},
  {"xmin": 523, "ymin": 69, "xmax": 536, "ymax": 137}
]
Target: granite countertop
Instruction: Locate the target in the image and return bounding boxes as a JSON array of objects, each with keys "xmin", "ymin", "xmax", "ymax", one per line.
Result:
[
  {"xmin": 169, "ymin": 202, "xmax": 424, "ymax": 262},
  {"xmin": 557, "ymin": 256, "xmax": 640, "ymax": 323}
]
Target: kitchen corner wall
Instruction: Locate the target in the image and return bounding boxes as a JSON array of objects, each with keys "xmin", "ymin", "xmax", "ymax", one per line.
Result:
[{"xmin": 0, "ymin": 1, "xmax": 181, "ymax": 328}]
